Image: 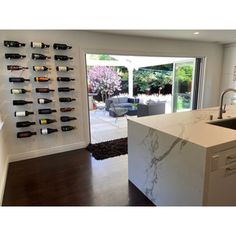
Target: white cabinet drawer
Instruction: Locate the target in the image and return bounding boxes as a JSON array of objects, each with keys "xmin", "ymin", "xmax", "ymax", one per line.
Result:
[{"xmin": 211, "ymin": 147, "xmax": 236, "ymax": 171}]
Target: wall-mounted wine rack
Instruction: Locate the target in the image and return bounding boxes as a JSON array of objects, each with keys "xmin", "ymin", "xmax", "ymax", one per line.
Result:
[{"xmin": 4, "ymin": 40, "xmax": 77, "ymax": 138}]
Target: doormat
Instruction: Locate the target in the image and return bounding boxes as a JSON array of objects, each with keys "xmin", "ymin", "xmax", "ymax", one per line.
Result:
[{"xmin": 86, "ymin": 137, "xmax": 128, "ymax": 160}]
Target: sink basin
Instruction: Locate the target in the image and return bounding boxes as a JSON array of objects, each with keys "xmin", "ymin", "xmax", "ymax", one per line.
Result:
[{"xmin": 208, "ymin": 117, "xmax": 236, "ymax": 130}]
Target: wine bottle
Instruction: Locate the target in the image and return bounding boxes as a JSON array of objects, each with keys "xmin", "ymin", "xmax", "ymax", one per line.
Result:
[
  {"xmin": 56, "ymin": 66, "xmax": 74, "ymax": 72},
  {"xmin": 5, "ymin": 53, "xmax": 26, "ymax": 59},
  {"xmin": 32, "ymin": 53, "xmax": 51, "ymax": 60},
  {"xmin": 17, "ymin": 131, "xmax": 37, "ymax": 138},
  {"xmin": 14, "ymin": 111, "xmax": 34, "ymax": 117},
  {"xmin": 40, "ymin": 128, "xmax": 58, "ymax": 135},
  {"xmin": 4, "ymin": 40, "xmax": 25, "ymax": 47},
  {"xmin": 39, "ymin": 119, "xmax": 57, "ymax": 125},
  {"xmin": 34, "ymin": 77, "xmax": 50, "ymax": 82},
  {"xmin": 57, "ymin": 77, "xmax": 75, "ymax": 82},
  {"xmin": 60, "ymin": 107, "xmax": 75, "ymax": 112},
  {"xmin": 35, "ymin": 88, "xmax": 54, "ymax": 93},
  {"xmin": 61, "ymin": 126, "xmax": 76, "ymax": 132},
  {"xmin": 54, "ymin": 55, "xmax": 73, "ymax": 61},
  {"xmin": 31, "ymin": 42, "xmax": 50, "ymax": 48},
  {"xmin": 11, "ymin": 88, "xmax": 31, "ymax": 94},
  {"xmin": 38, "ymin": 109, "xmax": 57, "ymax": 114},
  {"xmin": 53, "ymin": 43, "xmax": 72, "ymax": 50},
  {"xmin": 9, "ymin": 77, "xmax": 30, "ymax": 83},
  {"xmin": 59, "ymin": 97, "xmax": 76, "ymax": 102},
  {"xmin": 7, "ymin": 65, "xmax": 28, "ymax": 71},
  {"xmin": 37, "ymin": 98, "xmax": 53, "ymax": 104},
  {"xmin": 16, "ymin": 121, "xmax": 36, "ymax": 128},
  {"xmin": 13, "ymin": 100, "xmax": 33, "ymax": 106},
  {"xmin": 33, "ymin": 66, "xmax": 51, "ymax": 71},
  {"xmin": 58, "ymin": 87, "xmax": 75, "ymax": 92},
  {"xmin": 60, "ymin": 116, "xmax": 77, "ymax": 122}
]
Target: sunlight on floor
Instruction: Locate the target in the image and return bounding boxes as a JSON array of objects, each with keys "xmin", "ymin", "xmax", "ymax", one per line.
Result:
[{"xmin": 90, "ymin": 110, "xmax": 128, "ymax": 143}]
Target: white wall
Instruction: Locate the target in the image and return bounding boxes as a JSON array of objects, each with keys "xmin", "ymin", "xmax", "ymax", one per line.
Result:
[
  {"xmin": 0, "ymin": 31, "xmax": 89, "ymax": 163},
  {"xmin": 0, "ymin": 30, "xmax": 223, "ymax": 164},
  {"xmin": 78, "ymin": 31, "xmax": 223, "ymax": 108},
  {"xmin": 0, "ymin": 123, "xmax": 8, "ymax": 205},
  {"xmin": 220, "ymin": 43, "xmax": 236, "ymax": 104},
  {"xmin": 221, "ymin": 43, "xmax": 236, "ymax": 96}
]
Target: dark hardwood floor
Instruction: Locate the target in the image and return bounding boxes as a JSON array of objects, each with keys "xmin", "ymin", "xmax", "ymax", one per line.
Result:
[{"xmin": 2, "ymin": 149, "xmax": 154, "ymax": 206}]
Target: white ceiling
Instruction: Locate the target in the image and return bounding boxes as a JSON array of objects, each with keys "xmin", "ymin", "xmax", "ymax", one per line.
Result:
[{"xmin": 97, "ymin": 30, "xmax": 236, "ymax": 44}]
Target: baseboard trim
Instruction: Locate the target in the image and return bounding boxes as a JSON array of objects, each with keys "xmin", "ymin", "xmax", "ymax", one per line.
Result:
[
  {"xmin": 9, "ymin": 141, "xmax": 87, "ymax": 163},
  {"xmin": 0, "ymin": 155, "xmax": 9, "ymax": 206}
]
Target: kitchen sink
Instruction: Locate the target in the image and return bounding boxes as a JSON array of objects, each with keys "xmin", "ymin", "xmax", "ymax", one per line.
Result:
[{"xmin": 208, "ymin": 117, "xmax": 236, "ymax": 130}]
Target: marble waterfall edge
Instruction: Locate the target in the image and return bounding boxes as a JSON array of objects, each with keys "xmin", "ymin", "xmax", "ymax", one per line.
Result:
[{"xmin": 128, "ymin": 120, "xmax": 206, "ymax": 206}]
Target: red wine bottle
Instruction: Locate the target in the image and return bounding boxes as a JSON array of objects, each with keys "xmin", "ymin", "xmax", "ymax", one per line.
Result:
[
  {"xmin": 11, "ymin": 88, "xmax": 31, "ymax": 94},
  {"xmin": 16, "ymin": 121, "xmax": 36, "ymax": 128},
  {"xmin": 33, "ymin": 66, "xmax": 51, "ymax": 71},
  {"xmin": 31, "ymin": 42, "xmax": 50, "ymax": 48},
  {"xmin": 60, "ymin": 107, "xmax": 75, "ymax": 112},
  {"xmin": 40, "ymin": 128, "xmax": 58, "ymax": 135},
  {"xmin": 59, "ymin": 97, "xmax": 76, "ymax": 102},
  {"xmin": 9, "ymin": 77, "xmax": 30, "ymax": 83},
  {"xmin": 32, "ymin": 53, "xmax": 51, "ymax": 60},
  {"xmin": 7, "ymin": 65, "xmax": 28, "ymax": 71},
  {"xmin": 17, "ymin": 131, "xmax": 37, "ymax": 138},
  {"xmin": 37, "ymin": 98, "xmax": 53, "ymax": 104},
  {"xmin": 60, "ymin": 116, "xmax": 77, "ymax": 122},
  {"xmin": 61, "ymin": 126, "xmax": 76, "ymax": 131},
  {"xmin": 57, "ymin": 77, "xmax": 75, "ymax": 82},
  {"xmin": 34, "ymin": 77, "xmax": 50, "ymax": 82},
  {"xmin": 38, "ymin": 109, "xmax": 57, "ymax": 114},
  {"xmin": 35, "ymin": 88, "xmax": 54, "ymax": 93},
  {"xmin": 13, "ymin": 100, "xmax": 33, "ymax": 106},
  {"xmin": 56, "ymin": 66, "xmax": 74, "ymax": 72},
  {"xmin": 53, "ymin": 43, "xmax": 72, "ymax": 50},
  {"xmin": 4, "ymin": 40, "xmax": 25, "ymax": 47},
  {"xmin": 14, "ymin": 111, "xmax": 34, "ymax": 117},
  {"xmin": 5, "ymin": 53, "xmax": 26, "ymax": 59},
  {"xmin": 58, "ymin": 87, "xmax": 75, "ymax": 92},
  {"xmin": 54, "ymin": 55, "xmax": 73, "ymax": 61},
  {"xmin": 39, "ymin": 119, "xmax": 57, "ymax": 125}
]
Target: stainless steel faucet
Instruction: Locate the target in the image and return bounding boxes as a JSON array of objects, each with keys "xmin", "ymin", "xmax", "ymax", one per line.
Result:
[{"xmin": 218, "ymin": 88, "xmax": 236, "ymax": 119}]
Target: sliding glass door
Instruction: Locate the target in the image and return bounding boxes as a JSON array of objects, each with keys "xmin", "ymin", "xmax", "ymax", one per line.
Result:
[{"xmin": 172, "ymin": 59, "xmax": 196, "ymax": 112}]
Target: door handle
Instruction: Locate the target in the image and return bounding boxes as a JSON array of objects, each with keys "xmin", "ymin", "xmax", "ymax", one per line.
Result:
[
  {"xmin": 226, "ymin": 155, "xmax": 236, "ymax": 165},
  {"xmin": 225, "ymin": 166, "xmax": 236, "ymax": 177}
]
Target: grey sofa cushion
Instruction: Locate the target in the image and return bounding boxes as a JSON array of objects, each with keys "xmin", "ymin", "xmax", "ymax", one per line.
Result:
[
  {"xmin": 113, "ymin": 103, "xmax": 132, "ymax": 108},
  {"xmin": 105, "ymin": 96, "xmax": 138, "ymax": 111},
  {"xmin": 137, "ymin": 102, "xmax": 166, "ymax": 117},
  {"xmin": 111, "ymin": 97, "xmax": 128, "ymax": 104}
]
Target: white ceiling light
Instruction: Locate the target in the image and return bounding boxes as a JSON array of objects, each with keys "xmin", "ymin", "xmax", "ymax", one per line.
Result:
[{"xmin": 193, "ymin": 32, "xmax": 200, "ymax": 35}]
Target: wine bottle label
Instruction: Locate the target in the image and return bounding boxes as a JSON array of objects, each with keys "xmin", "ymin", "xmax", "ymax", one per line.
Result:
[
  {"xmin": 15, "ymin": 111, "xmax": 26, "ymax": 116},
  {"xmin": 11, "ymin": 89, "xmax": 22, "ymax": 94},
  {"xmin": 32, "ymin": 42, "xmax": 42, "ymax": 48},
  {"xmin": 41, "ymin": 129, "xmax": 48, "ymax": 135},
  {"xmin": 38, "ymin": 99, "xmax": 45, "ymax": 104},
  {"xmin": 40, "ymin": 119, "xmax": 47, "ymax": 125},
  {"xmin": 58, "ymin": 66, "xmax": 67, "ymax": 72},
  {"xmin": 34, "ymin": 66, "xmax": 45, "ymax": 71}
]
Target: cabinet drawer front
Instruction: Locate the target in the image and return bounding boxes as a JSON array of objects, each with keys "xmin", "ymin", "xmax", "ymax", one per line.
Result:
[{"xmin": 211, "ymin": 147, "xmax": 236, "ymax": 171}]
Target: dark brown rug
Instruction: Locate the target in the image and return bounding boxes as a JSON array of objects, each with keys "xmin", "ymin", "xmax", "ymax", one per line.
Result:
[{"xmin": 86, "ymin": 137, "xmax": 128, "ymax": 160}]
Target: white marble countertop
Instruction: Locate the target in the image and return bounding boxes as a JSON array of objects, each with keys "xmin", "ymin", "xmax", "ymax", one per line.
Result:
[{"xmin": 128, "ymin": 105, "xmax": 236, "ymax": 149}]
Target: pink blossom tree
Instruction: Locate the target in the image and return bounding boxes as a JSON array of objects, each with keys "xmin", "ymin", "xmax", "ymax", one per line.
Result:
[{"xmin": 88, "ymin": 66, "xmax": 122, "ymax": 101}]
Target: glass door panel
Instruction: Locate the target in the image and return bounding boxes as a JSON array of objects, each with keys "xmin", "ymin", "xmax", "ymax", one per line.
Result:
[{"xmin": 172, "ymin": 59, "xmax": 195, "ymax": 112}]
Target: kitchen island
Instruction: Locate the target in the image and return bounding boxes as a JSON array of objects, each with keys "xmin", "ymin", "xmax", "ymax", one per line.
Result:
[{"xmin": 128, "ymin": 106, "xmax": 236, "ymax": 206}]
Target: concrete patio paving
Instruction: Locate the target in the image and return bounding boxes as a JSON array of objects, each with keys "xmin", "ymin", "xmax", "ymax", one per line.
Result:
[{"xmin": 89, "ymin": 110, "xmax": 128, "ymax": 143}]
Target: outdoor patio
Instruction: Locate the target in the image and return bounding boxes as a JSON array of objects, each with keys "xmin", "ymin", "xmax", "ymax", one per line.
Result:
[
  {"xmin": 90, "ymin": 109, "xmax": 128, "ymax": 143},
  {"xmin": 89, "ymin": 94, "xmax": 173, "ymax": 144}
]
